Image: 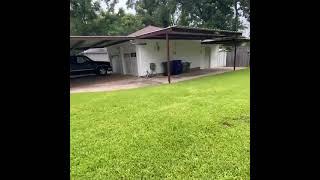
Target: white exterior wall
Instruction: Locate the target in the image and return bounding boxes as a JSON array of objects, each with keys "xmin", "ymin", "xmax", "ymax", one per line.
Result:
[
  {"xmin": 107, "ymin": 42, "xmax": 137, "ymax": 75},
  {"xmin": 210, "ymin": 44, "xmax": 220, "ymax": 68},
  {"xmin": 107, "ymin": 40, "xmax": 226, "ymax": 76},
  {"xmin": 217, "ymin": 50, "xmax": 227, "ymax": 67},
  {"xmin": 202, "ymin": 44, "xmax": 227, "ymax": 68},
  {"xmin": 136, "ymin": 39, "xmax": 205, "ymax": 76},
  {"xmin": 108, "ymin": 42, "xmax": 136, "ymax": 57}
]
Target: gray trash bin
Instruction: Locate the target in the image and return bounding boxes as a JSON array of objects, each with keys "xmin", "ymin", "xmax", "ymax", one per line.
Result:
[
  {"xmin": 182, "ymin": 62, "xmax": 191, "ymax": 73},
  {"xmin": 182, "ymin": 62, "xmax": 188, "ymax": 73},
  {"xmin": 185, "ymin": 62, "xmax": 191, "ymax": 72}
]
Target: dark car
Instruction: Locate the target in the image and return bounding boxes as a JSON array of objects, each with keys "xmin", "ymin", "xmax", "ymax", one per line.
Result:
[{"xmin": 70, "ymin": 55, "xmax": 112, "ymax": 77}]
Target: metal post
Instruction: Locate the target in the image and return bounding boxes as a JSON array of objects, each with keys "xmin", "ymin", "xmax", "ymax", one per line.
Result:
[
  {"xmin": 166, "ymin": 32, "xmax": 171, "ymax": 83},
  {"xmin": 234, "ymin": 40, "xmax": 237, "ymax": 71}
]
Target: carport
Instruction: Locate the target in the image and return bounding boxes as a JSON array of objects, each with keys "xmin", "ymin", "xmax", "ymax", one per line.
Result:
[
  {"xmin": 128, "ymin": 26, "xmax": 242, "ymax": 83},
  {"xmin": 201, "ymin": 36, "xmax": 250, "ymax": 70},
  {"xmin": 70, "ymin": 36, "xmax": 134, "ymax": 54},
  {"xmin": 70, "ymin": 25, "xmax": 243, "ymax": 83}
]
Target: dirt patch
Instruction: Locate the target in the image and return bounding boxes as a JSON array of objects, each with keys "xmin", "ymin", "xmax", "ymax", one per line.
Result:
[{"xmin": 222, "ymin": 122, "xmax": 233, "ymax": 127}]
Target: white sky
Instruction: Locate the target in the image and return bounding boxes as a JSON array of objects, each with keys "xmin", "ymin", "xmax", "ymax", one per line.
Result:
[
  {"xmin": 100, "ymin": 0, "xmax": 136, "ymax": 14},
  {"xmin": 101, "ymin": 0, "xmax": 250, "ymax": 37}
]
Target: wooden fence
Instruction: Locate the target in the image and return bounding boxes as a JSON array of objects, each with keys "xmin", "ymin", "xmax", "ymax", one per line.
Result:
[{"xmin": 226, "ymin": 46, "xmax": 250, "ymax": 67}]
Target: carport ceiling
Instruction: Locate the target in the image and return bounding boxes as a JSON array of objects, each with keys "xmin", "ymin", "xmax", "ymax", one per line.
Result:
[{"xmin": 70, "ymin": 36, "xmax": 134, "ymax": 51}]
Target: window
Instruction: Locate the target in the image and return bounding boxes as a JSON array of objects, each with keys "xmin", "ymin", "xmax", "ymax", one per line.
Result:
[
  {"xmin": 77, "ymin": 56, "xmax": 87, "ymax": 64},
  {"xmin": 70, "ymin": 56, "xmax": 77, "ymax": 64},
  {"xmin": 124, "ymin": 53, "xmax": 130, "ymax": 58},
  {"xmin": 130, "ymin": 53, "xmax": 136, "ymax": 57}
]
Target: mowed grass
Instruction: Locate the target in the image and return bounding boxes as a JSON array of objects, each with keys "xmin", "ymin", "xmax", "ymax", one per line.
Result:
[{"xmin": 71, "ymin": 69, "xmax": 250, "ymax": 179}]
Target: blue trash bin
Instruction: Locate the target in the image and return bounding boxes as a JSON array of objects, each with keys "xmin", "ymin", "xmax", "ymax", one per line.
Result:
[
  {"xmin": 171, "ymin": 60, "xmax": 182, "ymax": 75},
  {"xmin": 162, "ymin": 60, "xmax": 183, "ymax": 75}
]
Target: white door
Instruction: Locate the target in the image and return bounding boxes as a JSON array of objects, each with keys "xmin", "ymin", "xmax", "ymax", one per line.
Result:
[
  {"xmin": 217, "ymin": 51, "xmax": 227, "ymax": 67},
  {"xmin": 130, "ymin": 56, "xmax": 138, "ymax": 75},
  {"xmin": 204, "ymin": 47, "xmax": 211, "ymax": 69},
  {"xmin": 124, "ymin": 53, "xmax": 138, "ymax": 76},
  {"xmin": 111, "ymin": 55, "xmax": 122, "ymax": 73}
]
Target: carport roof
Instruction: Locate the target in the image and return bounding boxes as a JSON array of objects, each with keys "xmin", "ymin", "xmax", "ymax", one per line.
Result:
[
  {"xmin": 134, "ymin": 25, "xmax": 241, "ymax": 39},
  {"xmin": 70, "ymin": 36, "xmax": 134, "ymax": 51},
  {"xmin": 201, "ymin": 36, "xmax": 250, "ymax": 45},
  {"xmin": 70, "ymin": 25, "xmax": 243, "ymax": 51}
]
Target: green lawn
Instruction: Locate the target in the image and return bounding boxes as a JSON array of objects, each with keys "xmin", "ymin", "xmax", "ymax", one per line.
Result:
[{"xmin": 71, "ymin": 69, "xmax": 250, "ymax": 179}]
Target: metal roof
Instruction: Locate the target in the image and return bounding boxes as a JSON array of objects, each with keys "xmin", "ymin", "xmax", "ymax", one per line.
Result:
[
  {"xmin": 128, "ymin": 25, "xmax": 163, "ymax": 37},
  {"xmin": 70, "ymin": 26, "xmax": 243, "ymax": 51},
  {"xmin": 70, "ymin": 36, "xmax": 134, "ymax": 51},
  {"xmin": 133, "ymin": 25, "xmax": 242, "ymax": 39},
  {"xmin": 201, "ymin": 36, "xmax": 250, "ymax": 44}
]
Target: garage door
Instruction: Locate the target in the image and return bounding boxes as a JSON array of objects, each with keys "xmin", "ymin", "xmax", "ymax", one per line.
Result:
[{"xmin": 124, "ymin": 53, "xmax": 138, "ymax": 76}]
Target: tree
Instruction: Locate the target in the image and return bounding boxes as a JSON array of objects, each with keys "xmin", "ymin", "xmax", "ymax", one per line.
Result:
[
  {"xmin": 70, "ymin": 0, "xmax": 102, "ymax": 35},
  {"xmin": 175, "ymin": 0, "xmax": 238, "ymax": 30},
  {"xmin": 70, "ymin": 0, "xmax": 144, "ymax": 35},
  {"xmin": 127, "ymin": 0, "xmax": 177, "ymax": 27},
  {"xmin": 70, "ymin": 0, "xmax": 250, "ymax": 35},
  {"xmin": 239, "ymin": 0, "xmax": 250, "ymax": 22},
  {"xmin": 127, "ymin": 0, "xmax": 247, "ymax": 31},
  {"xmin": 102, "ymin": 0, "xmax": 119, "ymax": 13}
]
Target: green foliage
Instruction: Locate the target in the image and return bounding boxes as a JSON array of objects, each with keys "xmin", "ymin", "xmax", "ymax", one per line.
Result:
[
  {"xmin": 132, "ymin": 0, "xmax": 177, "ymax": 27},
  {"xmin": 71, "ymin": 69, "xmax": 250, "ymax": 179},
  {"xmin": 129, "ymin": 0, "xmax": 249, "ymax": 30},
  {"xmin": 70, "ymin": 0, "xmax": 250, "ymax": 35},
  {"xmin": 70, "ymin": 0, "xmax": 144, "ymax": 35},
  {"xmin": 175, "ymin": 0, "xmax": 246, "ymax": 31}
]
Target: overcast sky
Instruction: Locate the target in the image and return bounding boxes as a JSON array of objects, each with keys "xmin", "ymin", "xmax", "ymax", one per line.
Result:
[{"xmin": 101, "ymin": 0, "xmax": 250, "ymax": 37}]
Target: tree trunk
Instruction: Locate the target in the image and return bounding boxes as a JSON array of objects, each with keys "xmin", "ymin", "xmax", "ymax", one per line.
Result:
[{"xmin": 234, "ymin": 0, "xmax": 239, "ymax": 31}]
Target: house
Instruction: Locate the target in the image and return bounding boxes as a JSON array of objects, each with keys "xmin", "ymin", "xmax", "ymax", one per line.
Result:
[{"xmin": 70, "ymin": 25, "xmax": 247, "ymax": 78}]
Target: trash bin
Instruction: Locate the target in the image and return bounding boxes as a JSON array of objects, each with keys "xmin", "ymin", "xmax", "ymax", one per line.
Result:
[
  {"xmin": 185, "ymin": 62, "xmax": 191, "ymax": 72},
  {"xmin": 162, "ymin": 61, "xmax": 172, "ymax": 76},
  {"xmin": 162, "ymin": 60, "xmax": 183, "ymax": 76},
  {"xmin": 171, "ymin": 60, "xmax": 182, "ymax": 75},
  {"xmin": 182, "ymin": 62, "xmax": 188, "ymax": 72}
]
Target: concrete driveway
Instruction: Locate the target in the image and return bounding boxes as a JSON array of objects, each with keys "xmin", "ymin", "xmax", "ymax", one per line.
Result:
[
  {"xmin": 70, "ymin": 67, "xmax": 246, "ymax": 93},
  {"xmin": 70, "ymin": 74, "xmax": 162, "ymax": 93}
]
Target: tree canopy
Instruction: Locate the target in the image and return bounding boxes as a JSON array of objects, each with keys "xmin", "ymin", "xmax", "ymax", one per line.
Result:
[{"xmin": 70, "ymin": 0, "xmax": 250, "ymax": 35}]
